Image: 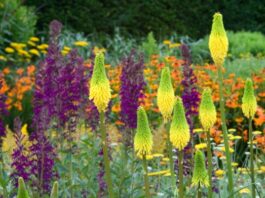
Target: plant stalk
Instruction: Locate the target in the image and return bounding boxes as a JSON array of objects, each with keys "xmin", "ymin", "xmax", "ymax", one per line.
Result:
[
  {"xmin": 69, "ymin": 147, "xmax": 73, "ymax": 197},
  {"xmin": 99, "ymin": 112, "xmax": 114, "ymax": 198},
  {"xmin": 206, "ymin": 130, "xmax": 213, "ymax": 198},
  {"xmin": 217, "ymin": 66, "xmax": 234, "ymax": 197},
  {"xmin": 143, "ymin": 154, "xmax": 151, "ymax": 198},
  {"xmin": 178, "ymin": 150, "xmax": 184, "ymax": 198},
  {"xmin": 197, "ymin": 184, "xmax": 202, "ymax": 198},
  {"xmin": 166, "ymin": 123, "xmax": 176, "ymax": 193},
  {"xmin": 249, "ymin": 117, "xmax": 256, "ymax": 198}
]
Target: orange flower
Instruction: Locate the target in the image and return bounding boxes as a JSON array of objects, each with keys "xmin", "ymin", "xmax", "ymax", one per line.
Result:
[
  {"xmin": 16, "ymin": 68, "xmax": 24, "ymax": 75},
  {"xmin": 255, "ymin": 135, "xmax": 265, "ymax": 152},
  {"xmin": 243, "ymin": 130, "xmax": 248, "ymax": 142},
  {"xmin": 115, "ymin": 120, "xmax": 125, "ymax": 126},
  {"xmin": 27, "ymin": 65, "xmax": 35, "ymax": 75},
  {"xmin": 257, "ymin": 92, "xmax": 265, "ymax": 98},
  {"xmin": 3, "ymin": 67, "xmax": 10, "ymax": 75},
  {"xmin": 111, "ymin": 104, "xmax": 120, "ymax": 113},
  {"xmin": 0, "ymin": 79, "xmax": 9, "ymax": 94},
  {"xmin": 235, "ymin": 117, "xmax": 244, "ymax": 123},
  {"xmin": 214, "ymin": 150, "xmax": 224, "ymax": 158},
  {"xmin": 211, "ymin": 128, "xmax": 222, "ymax": 144},
  {"xmin": 254, "ymin": 107, "xmax": 265, "ymax": 126}
]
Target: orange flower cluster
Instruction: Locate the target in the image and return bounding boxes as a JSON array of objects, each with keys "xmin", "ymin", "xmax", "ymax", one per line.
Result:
[{"xmin": 1, "ymin": 65, "xmax": 35, "ymax": 111}]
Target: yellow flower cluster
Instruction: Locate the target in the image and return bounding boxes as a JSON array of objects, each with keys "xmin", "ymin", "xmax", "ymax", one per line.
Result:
[
  {"xmin": 1, "ymin": 37, "xmax": 47, "ymax": 63},
  {"xmin": 74, "ymin": 41, "xmax": 89, "ymax": 47}
]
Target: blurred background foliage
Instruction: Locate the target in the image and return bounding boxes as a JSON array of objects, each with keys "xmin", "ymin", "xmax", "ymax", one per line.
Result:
[
  {"xmin": 25, "ymin": 0, "xmax": 265, "ymax": 40},
  {"xmin": 1, "ymin": 0, "xmax": 265, "ymax": 65},
  {"xmin": 0, "ymin": 0, "xmax": 37, "ymax": 45}
]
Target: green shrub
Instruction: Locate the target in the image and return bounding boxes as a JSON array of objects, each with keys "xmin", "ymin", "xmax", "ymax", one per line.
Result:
[
  {"xmin": 24, "ymin": 0, "xmax": 265, "ymax": 39},
  {"xmin": 0, "ymin": 0, "xmax": 37, "ymax": 45},
  {"xmin": 228, "ymin": 31, "xmax": 265, "ymax": 58},
  {"xmin": 142, "ymin": 32, "xmax": 159, "ymax": 62}
]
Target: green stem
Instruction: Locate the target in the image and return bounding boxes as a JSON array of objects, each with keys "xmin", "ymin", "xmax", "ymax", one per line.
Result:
[
  {"xmin": 249, "ymin": 117, "xmax": 256, "ymax": 198},
  {"xmin": 0, "ymin": 162, "xmax": 8, "ymax": 198},
  {"xmin": 143, "ymin": 154, "xmax": 151, "ymax": 198},
  {"xmin": 178, "ymin": 150, "xmax": 184, "ymax": 198},
  {"xmin": 166, "ymin": 123, "xmax": 176, "ymax": 193},
  {"xmin": 217, "ymin": 66, "xmax": 234, "ymax": 197},
  {"xmin": 99, "ymin": 112, "xmax": 114, "ymax": 198},
  {"xmin": 69, "ymin": 147, "xmax": 73, "ymax": 197},
  {"xmin": 197, "ymin": 184, "xmax": 202, "ymax": 198},
  {"xmin": 206, "ymin": 131, "xmax": 213, "ymax": 198}
]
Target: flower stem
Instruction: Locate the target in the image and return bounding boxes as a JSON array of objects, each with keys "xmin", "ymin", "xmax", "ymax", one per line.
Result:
[
  {"xmin": 206, "ymin": 130, "xmax": 213, "ymax": 198},
  {"xmin": 142, "ymin": 154, "xmax": 151, "ymax": 198},
  {"xmin": 166, "ymin": 123, "xmax": 176, "ymax": 193},
  {"xmin": 99, "ymin": 112, "xmax": 114, "ymax": 198},
  {"xmin": 217, "ymin": 66, "xmax": 234, "ymax": 197},
  {"xmin": 178, "ymin": 150, "xmax": 184, "ymax": 198},
  {"xmin": 249, "ymin": 117, "xmax": 256, "ymax": 198},
  {"xmin": 69, "ymin": 147, "xmax": 73, "ymax": 197},
  {"xmin": 197, "ymin": 184, "xmax": 202, "ymax": 198}
]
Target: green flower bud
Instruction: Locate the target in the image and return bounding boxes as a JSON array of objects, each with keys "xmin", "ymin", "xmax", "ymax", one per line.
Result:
[
  {"xmin": 192, "ymin": 150, "xmax": 209, "ymax": 187},
  {"xmin": 134, "ymin": 106, "xmax": 153, "ymax": 158},
  {"xmin": 50, "ymin": 181, "xmax": 59, "ymax": 198},
  {"xmin": 89, "ymin": 52, "xmax": 111, "ymax": 112},
  {"xmin": 170, "ymin": 97, "xmax": 190, "ymax": 150},
  {"xmin": 209, "ymin": 12, "xmax": 228, "ymax": 66},
  {"xmin": 199, "ymin": 88, "xmax": 216, "ymax": 130},
  {"xmin": 242, "ymin": 79, "xmax": 257, "ymax": 118},
  {"xmin": 17, "ymin": 177, "xmax": 30, "ymax": 198},
  {"xmin": 157, "ymin": 67, "xmax": 175, "ymax": 121}
]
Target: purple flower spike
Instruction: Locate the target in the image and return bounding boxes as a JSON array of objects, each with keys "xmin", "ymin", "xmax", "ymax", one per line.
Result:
[
  {"xmin": 58, "ymin": 49, "xmax": 88, "ymax": 127},
  {"xmin": 120, "ymin": 49, "xmax": 145, "ymax": 129},
  {"xmin": 11, "ymin": 117, "xmax": 30, "ymax": 187}
]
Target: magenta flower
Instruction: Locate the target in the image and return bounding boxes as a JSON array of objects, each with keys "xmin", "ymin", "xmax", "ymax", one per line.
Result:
[
  {"xmin": 120, "ymin": 49, "xmax": 145, "ymax": 129},
  {"xmin": 11, "ymin": 118, "xmax": 30, "ymax": 187}
]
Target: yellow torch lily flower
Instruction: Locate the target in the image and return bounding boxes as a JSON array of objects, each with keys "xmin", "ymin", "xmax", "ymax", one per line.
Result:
[
  {"xmin": 89, "ymin": 52, "xmax": 111, "ymax": 112},
  {"xmin": 157, "ymin": 67, "xmax": 175, "ymax": 121},
  {"xmin": 134, "ymin": 106, "xmax": 153, "ymax": 158},
  {"xmin": 209, "ymin": 12, "xmax": 228, "ymax": 66},
  {"xmin": 170, "ymin": 97, "xmax": 190, "ymax": 150}
]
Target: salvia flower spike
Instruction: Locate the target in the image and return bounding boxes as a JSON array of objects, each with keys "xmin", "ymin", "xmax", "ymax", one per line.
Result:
[
  {"xmin": 170, "ymin": 97, "xmax": 190, "ymax": 150},
  {"xmin": 157, "ymin": 67, "xmax": 175, "ymax": 121},
  {"xmin": 17, "ymin": 177, "xmax": 30, "ymax": 198},
  {"xmin": 192, "ymin": 150, "xmax": 209, "ymax": 187},
  {"xmin": 89, "ymin": 52, "xmax": 111, "ymax": 112},
  {"xmin": 242, "ymin": 78, "xmax": 257, "ymax": 118},
  {"xmin": 199, "ymin": 88, "xmax": 217, "ymax": 130},
  {"xmin": 209, "ymin": 12, "xmax": 228, "ymax": 66},
  {"xmin": 134, "ymin": 106, "xmax": 153, "ymax": 158}
]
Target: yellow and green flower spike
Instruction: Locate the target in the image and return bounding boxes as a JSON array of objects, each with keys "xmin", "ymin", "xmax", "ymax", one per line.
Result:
[
  {"xmin": 170, "ymin": 97, "xmax": 190, "ymax": 150},
  {"xmin": 157, "ymin": 67, "xmax": 175, "ymax": 121},
  {"xmin": 89, "ymin": 52, "xmax": 111, "ymax": 112},
  {"xmin": 199, "ymin": 88, "xmax": 217, "ymax": 130},
  {"xmin": 209, "ymin": 12, "xmax": 228, "ymax": 66},
  {"xmin": 17, "ymin": 177, "xmax": 30, "ymax": 198},
  {"xmin": 242, "ymin": 79, "xmax": 257, "ymax": 118},
  {"xmin": 134, "ymin": 106, "xmax": 153, "ymax": 158},
  {"xmin": 50, "ymin": 181, "xmax": 59, "ymax": 198},
  {"xmin": 192, "ymin": 150, "xmax": 209, "ymax": 187}
]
